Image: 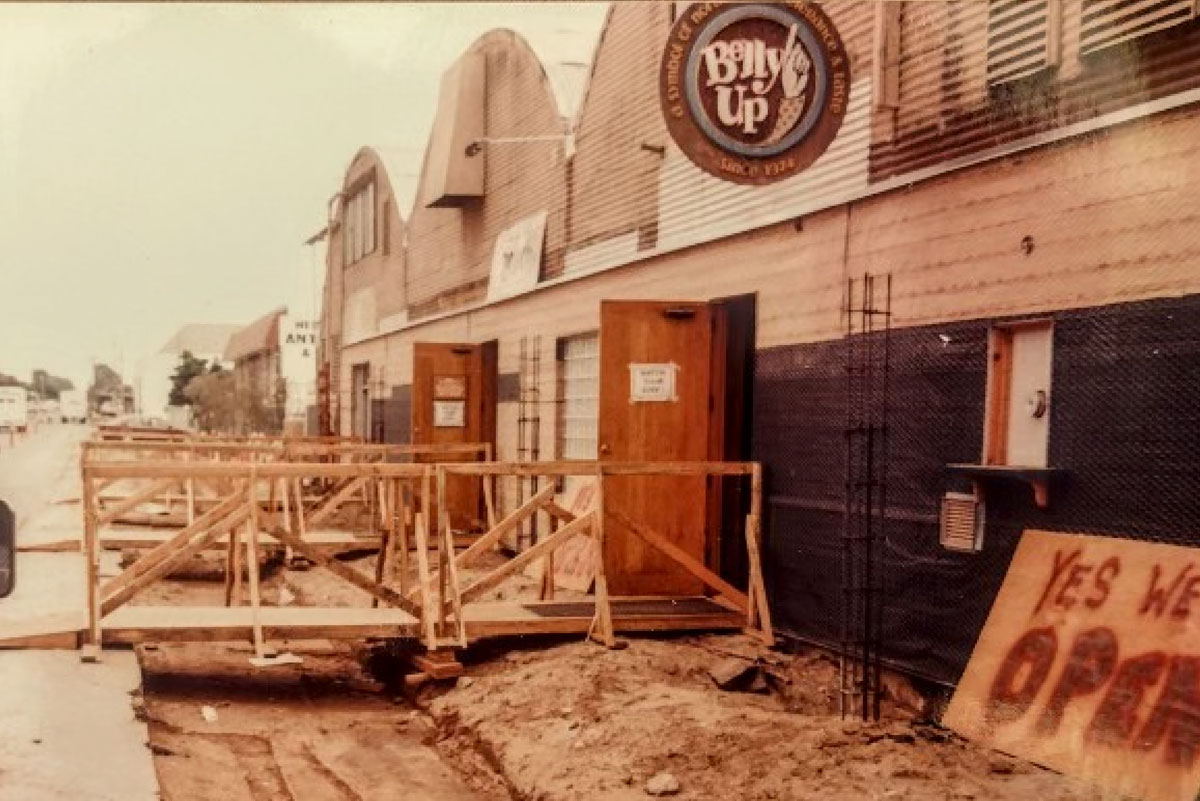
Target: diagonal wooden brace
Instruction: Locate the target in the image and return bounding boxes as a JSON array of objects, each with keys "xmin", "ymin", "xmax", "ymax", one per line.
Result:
[
  {"xmin": 606, "ymin": 508, "xmax": 749, "ymax": 613},
  {"xmin": 270, "ymin": 525, "xmax": 421, "ymax": 617},
  {"xmin": 459, "ymin": 512, "xmax": 595, "ymax": 604}
]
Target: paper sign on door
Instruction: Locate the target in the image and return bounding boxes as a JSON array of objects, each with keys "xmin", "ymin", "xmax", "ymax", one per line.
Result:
[
  {"xmin": 629, "ymin": 363, "xmax": 679, "ymax": 402},
  {"xmin": 434, "ymin": 400, "xmax": 466, "ymax": 427}
]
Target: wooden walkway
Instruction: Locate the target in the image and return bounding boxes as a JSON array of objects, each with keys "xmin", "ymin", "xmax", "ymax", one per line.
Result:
[{"xmin": 98, "ymin": 597, "xmax": 742, "ymax": 645}]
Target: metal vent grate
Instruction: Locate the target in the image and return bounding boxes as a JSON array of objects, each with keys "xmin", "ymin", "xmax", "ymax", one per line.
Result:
[
  {"xmin": 987, "ymin": 0, "xmax": 1055, "ymax": 86},
  {"xmin": 1080, "ymin": 0, "xmax": 1195, "ymax": 55},
  {"xmin": 940, "ymin": 492, "xmax": 984, "ymax": 553}
]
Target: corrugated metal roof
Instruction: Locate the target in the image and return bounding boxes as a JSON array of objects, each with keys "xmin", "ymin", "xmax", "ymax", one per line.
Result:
[
  {"xmin": 223, "ymin": 307, "xmax": 286, "ymax": 363},
  {"xmin": 159, "ymin": 323, "xmax": 242, "ymax": 357}
]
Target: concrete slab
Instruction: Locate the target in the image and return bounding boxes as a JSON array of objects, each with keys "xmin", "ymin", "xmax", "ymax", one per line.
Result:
[{"xmin": 0, "ymin": 650, "xmax": 158, "ymax": 801}]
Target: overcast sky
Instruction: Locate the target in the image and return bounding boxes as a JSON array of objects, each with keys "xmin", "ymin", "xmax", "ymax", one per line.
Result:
[{"xmin": 0, "ymin": 2, "xmax": 607, "ymax": 392}]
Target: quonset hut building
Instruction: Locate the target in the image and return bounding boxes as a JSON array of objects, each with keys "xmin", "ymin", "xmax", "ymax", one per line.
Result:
[{"xmin": 316, "ymin": 1, "xmax": 1200, "ymax": 684}]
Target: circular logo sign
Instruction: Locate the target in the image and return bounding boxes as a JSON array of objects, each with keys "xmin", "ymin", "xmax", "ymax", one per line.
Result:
[{"xmin": 661, "ymin": 2, "xmax": 851, "ymax": 185}]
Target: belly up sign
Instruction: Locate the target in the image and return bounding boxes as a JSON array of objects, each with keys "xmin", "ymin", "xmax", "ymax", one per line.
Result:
[{"xmin": 944, "ymin": 530, "xmax": 1200, "ymax": 801}]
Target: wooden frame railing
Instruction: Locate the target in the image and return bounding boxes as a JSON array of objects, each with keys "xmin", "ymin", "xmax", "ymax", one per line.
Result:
[
  {"xmin": 81, "ymin": 459, "xmax": 450, "ymax": 654},
  {"xmin": 78, "ymin": 455, "xmax": 772, "ymax": 657},
  {"xmin": 429, "ymin": 460, "xmax": 773, "ymax": 647},
  {"xmin": 82, "ymin": 440, "xmax": 491, "ymax": 528}
]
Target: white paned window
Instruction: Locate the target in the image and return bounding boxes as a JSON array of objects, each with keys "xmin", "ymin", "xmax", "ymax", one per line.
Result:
[
  {"xmin": 558, "ymin": 333, "xmax": 599, "ymax": 460},
  {"xmin": 342, "ymin": 180, "xmax": 377, "ymax": 266}
]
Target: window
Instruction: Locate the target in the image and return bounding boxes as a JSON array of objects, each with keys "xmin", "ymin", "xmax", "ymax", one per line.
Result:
[
  {"xmin": 557, "ymin": 333, "xmax": 599, "ymax": 460},
  {"xmin": 983, "ymin": 321, "xmax": 1054, "ymax": 467},
  {"xmin": 986, "ymin": 0, "xmax": 1061, "ymax": 87},
  {"xmin": 341, "ymin": 180, "xmax": 376, "ymax": 266},
  {"xmin": 1080, "ymin": 0, "xmax": 1196, "ymax": 56}
]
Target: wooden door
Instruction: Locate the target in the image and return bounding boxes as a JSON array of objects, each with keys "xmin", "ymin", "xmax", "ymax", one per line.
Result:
[
  {"xmin": 1006, "ymin": 323, "xmax": 1053, "ymax": 467},
  {"xmin": 597, "ymin": 300, "xmax": 729, "ymax": 596},
  {"xmin": 412, "ymin": 342, "xmax": 497, "ymax": 531}
]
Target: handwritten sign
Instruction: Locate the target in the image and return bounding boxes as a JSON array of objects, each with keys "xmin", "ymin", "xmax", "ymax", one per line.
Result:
[
  {"xmin": 433, "ymin": 400, "xmax": 465, "ymax": 428},
  {"xmin": 944, "ymin": 530, "xmax": 1200, "ymax": 801},
  {"xmin": 629, "ymin": 363, "xmax": 678, "ymax": 403}
]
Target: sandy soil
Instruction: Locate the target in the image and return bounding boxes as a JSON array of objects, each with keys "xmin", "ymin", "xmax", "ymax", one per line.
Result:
[{"xmin": 278, "ymin": 550, "xmax": 1104, "ymax": 801}]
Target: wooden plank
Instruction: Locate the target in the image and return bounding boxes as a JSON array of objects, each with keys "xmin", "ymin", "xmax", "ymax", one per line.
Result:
[
  {"xmin": 95, "ymin": 598, "xmax": 741, "ymax": 645},
  {"xmin": 437, "ymin": 467, "xmax": 467, "ymax": 645},
  {"xmin": 590, "ymin": 470, "xmax": 615, "ymax": 647},
  {"xmin": 551, "ymin": 477, "xmax": 599, "ymax": 592},
  {"xmin": 101, "ymin": 605, "xmax": 420, "ymax": 644},
  {"xmin": 459, "ymin": 512, "xmax": 594, "ymax": 604},
  {"xmin": 606, "ymin": 508, "xmax": 749, "ymax": 613},
  {"xmin": 244, "ymin": 481, "xmax": 266, "ymax": 657},
  {"xmin": 81, "ymin": 469, "xmax": 100, "ymax": 647},
  {"xmin": 269, "ymin": 525, "xmax": 421, "ymax": 617},
  {"xmin": 440, "ymin": 461, "xmax": 756, "ymax": 477},
  {"xmin": 101, "ymin": 492, "xmax": 245, "ymax": 598},
  {"xmin": 101, "ymin": 505, "xmax": 249, "ymax": 615},
  {"xmin": 943, "ymin": 530, "xmax": 1200, "ymax": 801},
  {"xmin": 85, "ymin": 462, "xmax": 430, "ymax": 480},
  {"xmin": 408, "ymin": 483, "xmax": 557, "ymax": 603},
  {"xmin": 305, "ymin": 476, "xmax": 368, "ymax": 530},
  {"xmin": 95, "ymin": 478, "xmax": 176, "ymax": 527}
]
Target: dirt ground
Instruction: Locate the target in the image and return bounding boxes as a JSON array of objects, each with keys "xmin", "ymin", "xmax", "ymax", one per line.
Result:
[{"xmin": 113, "ymin": 539, "xmax": 1106, "ymax": 801}]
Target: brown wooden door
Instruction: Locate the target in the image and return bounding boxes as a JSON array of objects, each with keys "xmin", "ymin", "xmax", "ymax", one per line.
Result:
[
  {"xmin": 598, "ymin": 300, "xmax": 729, "ymax": 596},
  {"xmin": 412, "ymin": 342, "xmax": 497, "ymax": 531}
]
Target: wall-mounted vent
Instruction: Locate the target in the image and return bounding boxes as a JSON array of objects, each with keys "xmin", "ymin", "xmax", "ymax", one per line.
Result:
[
  {"xmin": 987, "ymin": 0, "xmax": 1059, "ymax": 86},
  {"xmin": 940, "ymin": 492, "xmax": 985, "ymax": 553},
  {"xmin": 1080, "ymin": 0, "xmax": 1196, "ymax": 56}
]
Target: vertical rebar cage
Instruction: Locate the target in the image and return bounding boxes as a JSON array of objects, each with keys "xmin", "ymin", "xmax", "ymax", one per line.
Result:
[{"xmin": 840, "ymin": 273, "xmax": 892, "ymax": 721}]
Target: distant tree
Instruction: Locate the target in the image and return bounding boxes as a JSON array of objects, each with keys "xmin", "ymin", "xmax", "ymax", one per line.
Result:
[
  {"xmin": 168, "ymin": 351, "xmax": 210, "ymax": 407},
  {"xmin": 184, "ymin": 370, "xmax": 237, "ymax": 432}
]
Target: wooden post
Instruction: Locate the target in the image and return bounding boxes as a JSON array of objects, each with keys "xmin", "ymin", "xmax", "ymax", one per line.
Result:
[
  {"xmin": 439, "ymin": 468, "xmax": 467, "ymax": 645},
  {"xmin": 245, "ymin": 475, "xmax": 267, "ymax": 658},
  {"xmin": 413, "ymin": 470, "xmax": 438, "ymax": 647},
  {"xmin": 397, "ymin": 479, "xmax": 410, "ymax": 594},
  {"xmin": 184, "ymin": 450, "xmax": 196, "ymax": 526},
  {"xmin": 482, "ymin": 442, "xmax": 497, "ymax": 530},
  {"xmin": 436, "ymin": 466, "xmax": 449, "ymax": 638},
  {"xmin": 746, "ymin": 464, "xmax": 774, "ymax": 645},
  {"xmin": 540, "ymin": 515, "xmax": 557, "ymax": 601},
  {"xmin": 279, "ymin": 477, "xmax": 292, "ymax": 538},
  {"xmin": 590, "ymin": 467, "xmax": 616, "ymax": 648},
  {"xmin": 82, "ymin": 464, "xmax": 102, "ymax": 653},
  {"xmin": 372, "ymin": 479, "xmax": 389, "ymax": 610}
]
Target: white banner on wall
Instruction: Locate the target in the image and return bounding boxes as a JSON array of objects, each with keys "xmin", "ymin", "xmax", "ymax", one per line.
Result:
[
  {"xmin": 487, "ymin": 210, "xmax": 548, "ymax": 301},
  {"xmin": 278, "ymin": 314, "xmax": 319, "ymax": 419}
]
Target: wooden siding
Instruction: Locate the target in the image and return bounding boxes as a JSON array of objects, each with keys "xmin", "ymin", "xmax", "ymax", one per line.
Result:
[
  {"xmin": 319, "ymin": 146, "xmax": 407, "ymax": 434},
  {"xmin": 558, "ymin": 1, "xmax": 876, "ymax": 277},
  {"xmin": 873, "ymin": 0, "xmax": 1200, "ymax": 179},
  {"xmin": 404, "ymin": 30, "xmax": 570, "ymax": 317},
  {"xmin": 339, "ymin": 101, "xmax": 1200, "ymax": 465}
]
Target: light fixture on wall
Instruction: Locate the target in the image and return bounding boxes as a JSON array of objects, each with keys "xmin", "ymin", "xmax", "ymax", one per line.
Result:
[
  {"xmin": 1020, "ymin": 235, "xmax": 1035, "ymax": 255},
  {"xmin": 464, "ymin": 134, "xmax": 574, "ymax": 158}
]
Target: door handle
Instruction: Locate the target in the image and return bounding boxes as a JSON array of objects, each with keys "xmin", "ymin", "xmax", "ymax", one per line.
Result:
[{"xmin": 599, "ymin": 443, "xmax": 611, "ymax": 456}]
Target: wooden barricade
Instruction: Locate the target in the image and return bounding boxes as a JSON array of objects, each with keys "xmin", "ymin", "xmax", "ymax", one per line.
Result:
[
  {"xmin": 428, "ymin": 461, "xmax": 773, "ymax": 648},
  {"xmin": 73, "ymin": 451, "xmax": 768, "ymax": 661},
  {"xmin": 81, "ymin": 459, "xmax": 439, "ymax": 654}
]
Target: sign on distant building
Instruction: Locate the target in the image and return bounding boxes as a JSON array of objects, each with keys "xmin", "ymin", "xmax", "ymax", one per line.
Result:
[
  {"xmin": 661, "ymin": 2, "xmax": 850, "ymax": 185},
  {"xmin": 278, "ymin": 315, "xmax": 319, "ymax": 420}
]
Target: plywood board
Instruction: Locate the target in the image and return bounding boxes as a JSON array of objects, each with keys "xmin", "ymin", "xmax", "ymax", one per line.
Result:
[
  {"xmin": 944, "ymin": 529, "xmax": 1200, "ymax": 801},
  {"xmin": 552, "ymin": 478, "xmax": 599, "ymax": 592}
]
